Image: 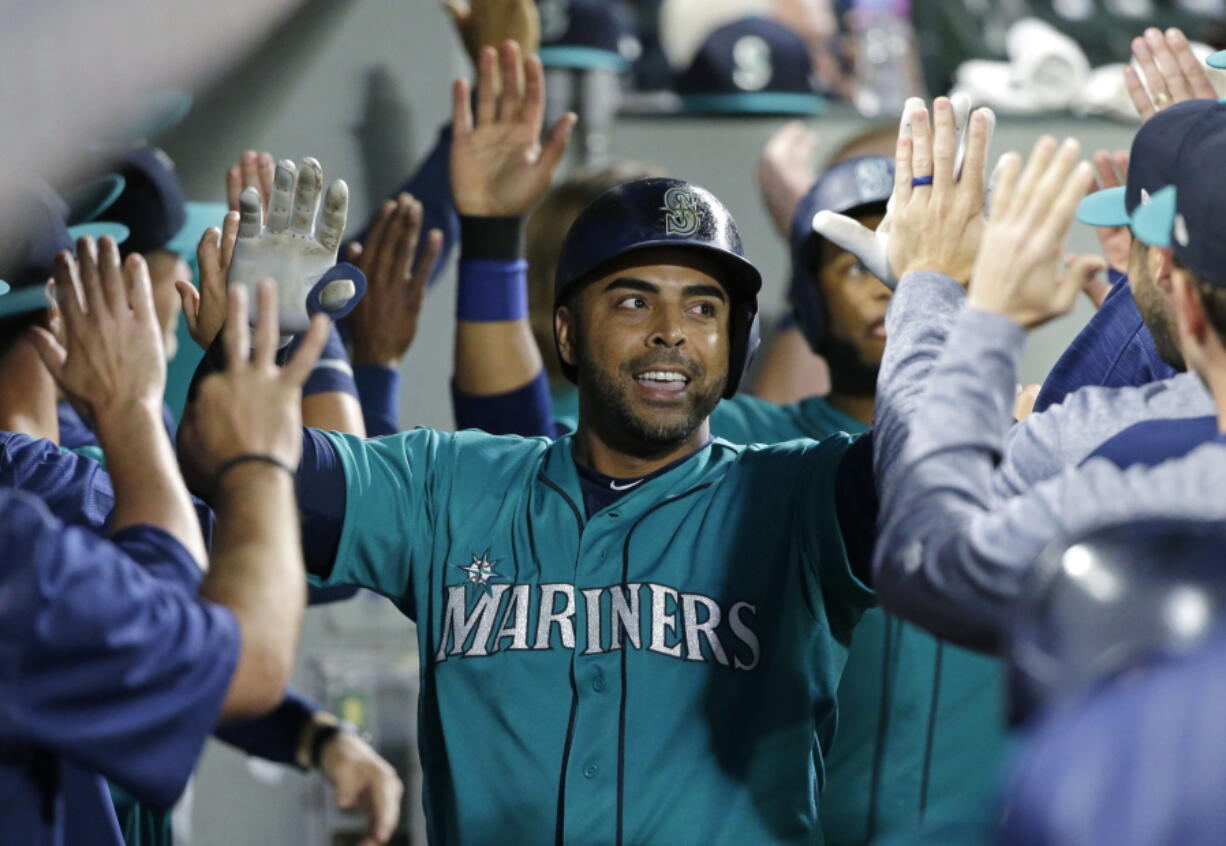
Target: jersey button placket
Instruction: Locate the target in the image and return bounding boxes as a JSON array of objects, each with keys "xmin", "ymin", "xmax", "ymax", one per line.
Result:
[{"xmin": 563, "ymin": 525, "xmax": 624, "ymax": 843}]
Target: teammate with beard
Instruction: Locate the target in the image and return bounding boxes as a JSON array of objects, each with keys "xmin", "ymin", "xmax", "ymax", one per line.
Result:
[{"xmin": 180, "ymin": 43, "xmax": 880, "ymax": 845}]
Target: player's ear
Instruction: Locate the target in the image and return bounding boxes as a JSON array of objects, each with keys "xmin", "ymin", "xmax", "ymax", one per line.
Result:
[
  {"xmin": 1151, "ymin": 245, "xmax": 1175, "ymax": 294},
  {"xmin": 555, "ymin": 305, "xmax": 578, "ymax": 368}
]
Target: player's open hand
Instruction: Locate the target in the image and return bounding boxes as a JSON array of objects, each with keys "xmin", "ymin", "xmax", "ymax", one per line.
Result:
[
  {"xmin": 344, "ymin": 193, "xmax": 444, "ymax": 368},
  {"xmin": 178, "ymin": 281, "xmax": 329, "ymax": 489},
  {"xmin": 228, "ymin": 157, "xmax": 353, "ymax": 334},
  {"xmin": 967, "ymin": 137, "xmax": 1094, "ymax": 329},
  {"xmin": 1124, "ymin": 27, "xmax": 1217, "ymax": 123},
  {"xmin": 29, "ymin": 237, "xmax": 165, "ymax": 423},
  {"xmin": 444, "ymin": 0, "xmax": 540, "ymax": 69},
  {"xmin": 451, "ymin": 40, "xmax": 576, "ymax": 217},
  {"xmin": 176, "ymin": 209, "xmax": 240, "ymax": 350},
  {"xmin": 813, "ymin": 94, "xmax": 996, "ymax": 289},
  {"xmin": 320, "ymin": 729, "xmax": 404, "ymax": 846},
  {"xmin": 884, "ymin": 96, "xmax": 994, "ymax": 285}
]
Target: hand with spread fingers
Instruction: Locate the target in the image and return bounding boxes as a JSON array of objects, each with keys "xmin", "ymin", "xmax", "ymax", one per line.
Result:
[
  {"xmin": 813, "ymin": 93, "xmax": 996, "ymax": 289},
  {"xmin": 228, "ymin": 157, "xmax": 352, "ymax": 333},
  {"xmin": 178, "ymin": 281, "xmax": 331, "ymax": 489},
  {"xmin": 1124, "ymin": 27, "xmax": 1217, "ymax": 122},
  {"xmin": 444, "ymin": 0, "xmax": 540, "ymax": 67},
  {"xmin": 451, "ymin": 40, "xmax": 577, "ymax": 217},
  {"xmin": 344, "ymin": 194, "xmax": 444, "ymax": 368},
  {"xmin": 29, "ymin": 237, "xmax": 165, "ymax": 422},
  {"xmin": 227, "ymin": 150, "xmax": 277, "ymax": 214},
  {"xmin": 176, "ymin": 209, "xmax": 241, "ymax": 350},
  {"xmin": 1086, "ymin": 149, "xmax": 1132, "ymax": 274},
  {"xmin": 319, "ymin": 729, "xmax": 405, "ymax": 846},
  {"xmin": 758, "ymin": 121, "xmax": 820, "ymax": 238},
  {"xmin": 967, "ymin": 136, "xmax": 1095, "ymax": 329}
]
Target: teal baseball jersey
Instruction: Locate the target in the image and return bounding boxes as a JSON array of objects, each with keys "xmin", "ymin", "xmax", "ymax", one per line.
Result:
[
  {"xmin": 711, "ymin": 393, "xmax": 1007, "ymax": 845},
  {"xmin": 312, "ymin": 427, "xmax": 872, "ymax": 845}
]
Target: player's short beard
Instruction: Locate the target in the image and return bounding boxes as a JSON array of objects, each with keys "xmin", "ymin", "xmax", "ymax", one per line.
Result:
[
  {"xmin": 575, "ymin": 333, "xmax": 724, "ymax": 451},
  {"xmin": 1131, "ymin": 261, "xmax": 1186, "ymax": 371},
  {"xmin": 819, "ymin": 332, "xmax": 879, "ymax": 397}
]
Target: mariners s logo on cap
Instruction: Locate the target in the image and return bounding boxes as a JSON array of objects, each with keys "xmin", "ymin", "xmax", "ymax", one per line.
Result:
[
  {"xmin": 662, "ymin": 187, "xmax": 701, "ymax": 236},
  {"xmin": 854, "ymin": 158, "xmax": 894, "ymax": 203}
]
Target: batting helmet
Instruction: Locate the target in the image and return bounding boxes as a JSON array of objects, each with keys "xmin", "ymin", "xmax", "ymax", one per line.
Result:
[
  {"xmin": 788, "ymin": 155, "xmax": 893, "ymax": 353},
  {"xmin": 1007, "ymin": 519, "xmax": 1226, "ymax": 726},
  {"xmin": 553, "ymin": 177, "xmax": 762, "ymax": 398}
]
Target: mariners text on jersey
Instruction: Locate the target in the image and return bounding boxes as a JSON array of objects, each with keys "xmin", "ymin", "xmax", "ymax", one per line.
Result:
[{"xmin": 436, "ymin": 578, "xmax": 761, "ymax": 669}]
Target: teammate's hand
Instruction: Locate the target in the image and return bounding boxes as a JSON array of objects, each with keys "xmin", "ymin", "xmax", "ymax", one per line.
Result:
[
  {"xmin": 758, "ymin": 121, "xmax": 819, "ymax": 239},
  {"xmin": 884, "ymin": 96, "xmax": 993, "ymax": 285},
  {"xmin": 451, "ymin": 40, "xmax": 576, "ymax": 217},
  {"xmin": 30, "ymin": 237, "xmax": 165, "ymax": 422},
  {"xmin": 228, "ymin": 157, "xmax": 351, "ymax": 334},
  {"xmin": 178, "ymin": 281, "xmax": 329, "ymax": 487},
  {"xmin": 319, "ymin": 730, "xmax": 404, "ymax": 846},
  {"xmin": 1124, "ymin": 27, "xmax": 1217, "ymax": 123},
  {"xmin": 1086, "ymin": 149, "xmax": 1132, "ymax": 275},
  {"xmin": 1013, "ymin": 383, "xmax": 1041, "ymax": 421},
  {"xmin": 813, "ymin": 93, "xmax": 996, "ymax": 289},
  {"xmin": 344, "ymin": 193, "xmax": 444, "ymax": 368},
  {"xmin": 444, "ymin": 0, "xmax": 540, "ymax": 69},
  {"xmin": 227, "ymin": 150, "xmax": 277, "ymax": 214},
  {"xmin": 1066, "ymin": 253, "xmax": 1111, "ymax": 309},
  {"xmin": 967, "ymin": 136, "xmax": 1095, "ymax": 329},
  {"xmin": 176, "ymin": 210, "xmax": 240, "ymax": 350}
]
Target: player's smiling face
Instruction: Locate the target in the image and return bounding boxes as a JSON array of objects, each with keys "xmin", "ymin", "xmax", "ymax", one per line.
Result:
[{"xmin": 556, "ymin": 247, "xmax": 731, "ymax": 450}]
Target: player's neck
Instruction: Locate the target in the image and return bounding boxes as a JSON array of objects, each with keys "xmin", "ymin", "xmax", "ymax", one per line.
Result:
[
  {"xmin": 0, "ymin": 343, "xmax": 60, "ymax": 443},
  {"xmin": 573, "ymin": 419, "xmax": 711, "ymax": 479},
  {"xmin": 826, "ymin": 391, "xmax": 875, "ymax": 426}
]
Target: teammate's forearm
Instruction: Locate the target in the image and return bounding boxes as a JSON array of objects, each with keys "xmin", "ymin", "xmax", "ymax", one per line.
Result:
[
  {"xmin": 94, "ymin": 398, "xmax": 207, "ymax": 569},
  {"xmin": 453, "ymin": 215, "xmax": 543, "ymax": 395},
  {"xmin": 302, "ymin": 392, "xmax": 366, "ymax": 436},
  {"xmin": 202, "ymin": 463, "xmax": 305, "ymax": 718}
]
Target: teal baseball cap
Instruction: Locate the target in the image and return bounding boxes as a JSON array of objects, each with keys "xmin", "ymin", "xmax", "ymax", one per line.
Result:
[
  {"xmin": 1125, "ymin": 100, "xmax": 1226, "ymax": 286},
  {"xmin": 1209, "ymin": 50, "xmax": 1225, "ymax": 70}
]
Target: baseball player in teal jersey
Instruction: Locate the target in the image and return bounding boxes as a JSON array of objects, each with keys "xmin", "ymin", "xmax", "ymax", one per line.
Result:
[
  {"xmin": 449, "ymin": 94, "xmax": 1005, "ymax": 844},
  {"xmin": 182, "ymin": 44, "xmax": 879, "ymax": 845}
]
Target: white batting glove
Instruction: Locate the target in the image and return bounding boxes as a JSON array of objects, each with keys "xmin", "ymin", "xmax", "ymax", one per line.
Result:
[
  {"xmin": 228, "ymin": 157, "xmax": 352, "ymax": 334},
  {"xmin": 812, "ymin": 93, "xmax": 996, "ymax": 290}
]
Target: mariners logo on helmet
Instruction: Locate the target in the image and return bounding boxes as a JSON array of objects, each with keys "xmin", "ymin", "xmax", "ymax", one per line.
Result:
[
  {"xmin": 854, "ymin": 158, "xmax": 893, "ymax": 204},
  {"xmin": 662, "ymin": 187, "xmax": 701, "ymax": 236}
]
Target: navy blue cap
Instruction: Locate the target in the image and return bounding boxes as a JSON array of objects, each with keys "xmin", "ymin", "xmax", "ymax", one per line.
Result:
[
  {"xmin": 676, "ymin": 17, "xmax": 825, "ymax": 116},
  {"xmin": 788, "ymin": 156, "xmax": 894, "ymax": 351},
  {"xmin": 101, "ymin": 146, "xmax": 188, "ymax": 255},
  {"xmin": 1112, "ymin": 100, "xmax": 1226, "ymax": 287},
  {"xmin": 1076, "ymin": 99, "xmax": 1214, "ymax": 228},
  {"xmin": 537, "ymin": 0, "xmax": 632, "ymax": 71},
  {"xmin": 0, "ymin": 182, "xmax": 71, "ymax": 318}
]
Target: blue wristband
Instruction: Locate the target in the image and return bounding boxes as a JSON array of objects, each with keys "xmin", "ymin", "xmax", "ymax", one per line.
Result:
[{"xmin": 457, "ymin": 259, "xmax": 529, "ymax": 322}]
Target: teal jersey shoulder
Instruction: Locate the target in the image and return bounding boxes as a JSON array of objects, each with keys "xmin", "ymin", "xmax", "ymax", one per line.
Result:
[
  {"xmin": 711, "ymin": 393, "xmax": 866, "ymax": 443},
  {"xmin": 317, "ymin": 427, "xmax": 872, "ymax": 845},
  {"xmin": 708, "ymin": 393, "xmax": 1006, "ymax": 845}
]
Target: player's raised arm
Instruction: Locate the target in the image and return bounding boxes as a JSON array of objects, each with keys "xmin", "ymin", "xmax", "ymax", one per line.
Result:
[
  {"xmin": 30, "ymin": 237, "xmax": 206, "ymax": 567},
  {"xmin": 178, "ymin": 281, "xmax": 330, "ymax": 715},
  {"xmin": 450, "ymin": 40, "xmax": 575, "ymax": 406}
]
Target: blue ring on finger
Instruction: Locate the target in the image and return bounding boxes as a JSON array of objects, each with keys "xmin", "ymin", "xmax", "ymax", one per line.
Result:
[{"xmin": 912, "ymin": 176, "xmax": 934, "ymax": 187}]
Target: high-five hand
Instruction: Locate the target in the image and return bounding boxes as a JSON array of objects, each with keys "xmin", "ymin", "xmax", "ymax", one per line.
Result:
[
  {"xmin": 227, "ymin": 157, "xmax": 351, "ymax": 333},
  {"xmin": 1124, "ymin": 27, "xmax": 1217, "ymax": 122},
  {"xmin": 30, "ymin": 237, "xmax": 165, "ymax": 422},
  {"xmin": 967, "ymin": 137, "xmax": 1095, "ymax": 328},
  {"xmin": 178, "ymin": 281, "xmax": 331, "ymax": 490},
  {"xmin": 345, "ymin": 194, "xmax": 444, "ymax": 368},
  {"xmin": 813, "ymin": 93, "xmax": 996, "ymax": 289},
  {"xmin": 451, "ymin": 40, "xmax": 576, "ymax": 217}
]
